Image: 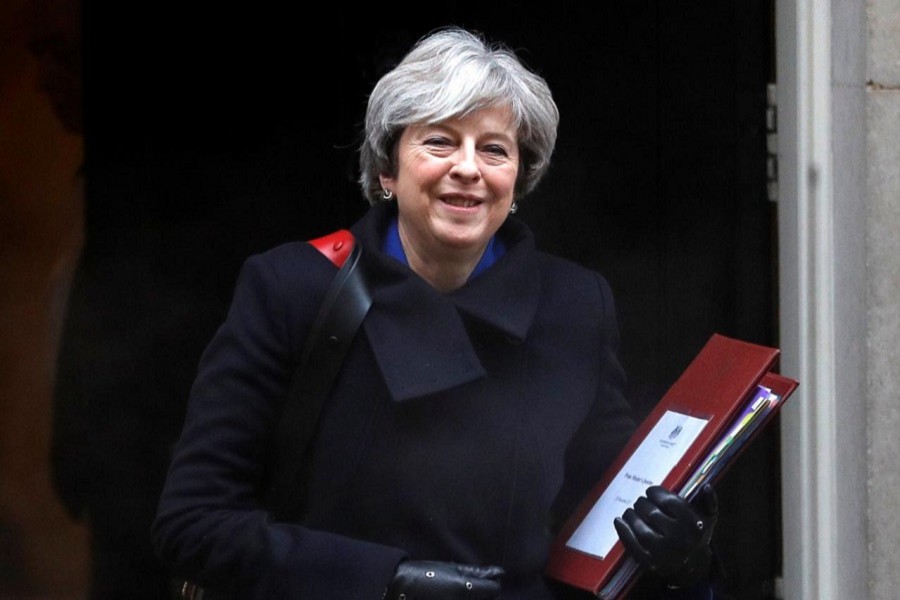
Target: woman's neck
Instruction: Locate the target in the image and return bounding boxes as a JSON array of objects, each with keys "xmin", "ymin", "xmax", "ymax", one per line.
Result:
[{"xmin": 398, "ymin": 230, "xmax": 485, "ymax": 293}]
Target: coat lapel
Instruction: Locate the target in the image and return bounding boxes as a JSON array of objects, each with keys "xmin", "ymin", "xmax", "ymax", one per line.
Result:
[{"xmin": 352, "ymin": 203, "xmax": 541, "ymax": 402}]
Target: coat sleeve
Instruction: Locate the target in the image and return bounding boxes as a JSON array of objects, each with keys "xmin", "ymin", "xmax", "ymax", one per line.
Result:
[{"xmin": 151, "ymin": 250, "xmax": 406, "ymax": 599}]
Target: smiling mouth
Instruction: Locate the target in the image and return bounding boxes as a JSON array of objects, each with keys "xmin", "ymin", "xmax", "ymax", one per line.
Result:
[{"xmin": 441, "ymin": 197, "xmax": 482, "ymax": 208}]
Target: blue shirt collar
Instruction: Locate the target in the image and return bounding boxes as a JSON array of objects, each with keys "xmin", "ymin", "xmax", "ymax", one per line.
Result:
[{"xmin": 383, "ymin": 216, "xmax": 506, "ymax": 281}]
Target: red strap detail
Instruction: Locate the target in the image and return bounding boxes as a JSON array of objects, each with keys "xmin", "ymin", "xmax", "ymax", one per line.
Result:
[{"xmin": 308, "ymin": 229, "xmax": 355, "ymax": 268}]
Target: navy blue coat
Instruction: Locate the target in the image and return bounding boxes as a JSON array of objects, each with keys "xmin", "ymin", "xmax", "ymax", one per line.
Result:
[{"xmin": 152, "ymin": 202, "xmax": 639, "ymax": 598}]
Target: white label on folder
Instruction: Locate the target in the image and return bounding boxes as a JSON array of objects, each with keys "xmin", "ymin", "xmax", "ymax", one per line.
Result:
[{"xmin": 565, "ymin": 410, "xmax": 708, "ymax": 558}]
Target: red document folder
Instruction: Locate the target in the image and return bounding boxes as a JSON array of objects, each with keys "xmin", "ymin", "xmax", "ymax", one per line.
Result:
[{"xmin": 544, "ymin": 333, "xmax": 799, "ymax": 597}]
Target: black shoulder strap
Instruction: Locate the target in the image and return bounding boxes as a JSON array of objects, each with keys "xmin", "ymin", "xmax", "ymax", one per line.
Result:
[{"xmin": 266, "ymin": 230, "xmax": 372, "ymax": 520}]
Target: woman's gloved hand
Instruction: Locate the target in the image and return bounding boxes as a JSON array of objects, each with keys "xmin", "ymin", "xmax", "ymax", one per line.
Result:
[
  {"xmin": 384, "ymin": 559, "xmax": 504, "ymax": 599},
  {"xmin": 613, "ymin": 484, "xmax": 718, "ymax": 589}
]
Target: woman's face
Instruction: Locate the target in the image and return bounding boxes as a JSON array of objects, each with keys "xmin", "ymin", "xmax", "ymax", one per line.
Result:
[{"xmin": 381, "ymin": 104, "xmax": 519, "ymax": 263}]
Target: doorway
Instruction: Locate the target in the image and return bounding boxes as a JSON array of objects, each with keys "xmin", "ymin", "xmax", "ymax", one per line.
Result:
[{"xmin": 79, "ymin": 3, "xmax": 780, "ymax": 598}]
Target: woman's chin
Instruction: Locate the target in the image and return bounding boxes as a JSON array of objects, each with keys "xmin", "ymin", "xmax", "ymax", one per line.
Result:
[{"xmin": 432, "ymin": 229, "xmax": 489, "ymax": 253}]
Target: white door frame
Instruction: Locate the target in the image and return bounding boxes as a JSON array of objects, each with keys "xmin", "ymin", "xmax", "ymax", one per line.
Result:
[{"xmin": 775, "ymin": 0, "xmax": 868, "ymax": 598}]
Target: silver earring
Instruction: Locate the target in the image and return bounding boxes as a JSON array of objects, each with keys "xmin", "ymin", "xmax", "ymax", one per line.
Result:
[
  {"xmin": 509, "ymin": 201, "xmax": 518, "ymax": 214},
  {"xmin": 382, "ymin": 188, "xmax": 394, "ymax": 200}
]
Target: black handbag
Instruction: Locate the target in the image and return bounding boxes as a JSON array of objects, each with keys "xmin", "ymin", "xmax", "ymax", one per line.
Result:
[{"xmin": 176, "ymin": 229, "xmax": 372, "ymax": 599}]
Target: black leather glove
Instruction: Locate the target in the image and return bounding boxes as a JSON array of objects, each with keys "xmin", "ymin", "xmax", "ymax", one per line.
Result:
[
  {"xmin": 384, "ymin": 559, "xmax": 504, "ymax": 599},
  {"xmin": 613, "ymin": 484, "xmax": 718, "ymax": 589}
]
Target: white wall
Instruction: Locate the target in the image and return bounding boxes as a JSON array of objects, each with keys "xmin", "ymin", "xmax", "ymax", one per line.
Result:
[{"xmin": 866, "ymin": 1, "xmax": 900, "ymax": 598}]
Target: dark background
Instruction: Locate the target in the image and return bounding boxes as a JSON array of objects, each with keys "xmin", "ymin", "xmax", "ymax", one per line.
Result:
[{"xmin": 80, "ymin": 2, "xmax": 778, "ymax": 598}]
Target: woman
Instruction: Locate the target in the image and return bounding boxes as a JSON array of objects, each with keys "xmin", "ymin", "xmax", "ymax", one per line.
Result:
[{"xmin": 153, "ymin": 27, "xmax": 718, "ymax": 599}]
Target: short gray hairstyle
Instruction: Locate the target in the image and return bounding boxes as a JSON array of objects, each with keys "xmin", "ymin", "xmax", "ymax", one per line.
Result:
[{"xmin": 359, "ymin": 27, "xmax": 560, "ymax": 204}]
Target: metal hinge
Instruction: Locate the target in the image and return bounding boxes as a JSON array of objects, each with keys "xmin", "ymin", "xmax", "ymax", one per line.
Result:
[{"xmin": 766, "ymin": 83, "xmax": 778, "ymax": 202}]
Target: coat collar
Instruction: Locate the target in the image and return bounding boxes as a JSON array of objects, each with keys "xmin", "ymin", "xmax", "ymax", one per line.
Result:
[{"xmin": 350, "ymin": 202, "xmax": 541, "ymax": 402}]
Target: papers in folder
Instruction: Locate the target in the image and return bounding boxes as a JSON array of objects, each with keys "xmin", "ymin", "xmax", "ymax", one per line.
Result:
[{"xmin": 680, "ymin": 385, "xmax": 782, "ymax": 500}]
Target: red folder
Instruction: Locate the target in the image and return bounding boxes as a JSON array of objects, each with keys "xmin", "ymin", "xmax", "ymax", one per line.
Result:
[{"xmin": 545, "ymin": 333, "xmax": 799, "ymax": 597}]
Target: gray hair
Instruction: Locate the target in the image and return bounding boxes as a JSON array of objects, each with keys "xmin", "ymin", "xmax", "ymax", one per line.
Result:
[{"xmin": 359, "ymin": 27, "xmax": 560, "ymax": 204}]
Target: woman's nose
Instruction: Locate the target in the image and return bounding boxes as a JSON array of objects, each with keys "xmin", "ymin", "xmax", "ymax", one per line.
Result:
[{"xmin": 449, "ymin": 145, "xmax": 481, "ymax": 182}]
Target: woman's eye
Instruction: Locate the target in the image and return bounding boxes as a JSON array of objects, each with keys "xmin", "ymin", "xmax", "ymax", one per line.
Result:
[
  {"xmin": 483, "ymin": 145, "xmax": 509, "ymax": 157},
  {"xmin": 424, "ymin": 137, "xmax": 452, "ymax": 147}
]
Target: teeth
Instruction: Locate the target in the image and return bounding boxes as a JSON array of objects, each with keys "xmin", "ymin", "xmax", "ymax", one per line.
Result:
[{"xmin": 445, "ymin": 198, "xmax": 477, "ymax": 208}]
